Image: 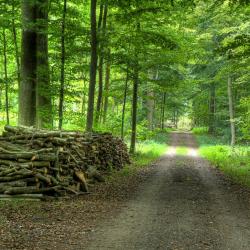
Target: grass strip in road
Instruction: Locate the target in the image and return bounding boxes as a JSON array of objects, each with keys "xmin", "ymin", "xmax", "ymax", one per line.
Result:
[{"xmin": 176, "ymin": 147, "xmax": 188, "ymax": 156}]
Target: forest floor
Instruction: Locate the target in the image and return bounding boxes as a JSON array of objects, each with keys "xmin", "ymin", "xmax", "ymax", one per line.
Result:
[{"xmin": 1, "ymin": 132, "xmax": 250, "ymax": 250}]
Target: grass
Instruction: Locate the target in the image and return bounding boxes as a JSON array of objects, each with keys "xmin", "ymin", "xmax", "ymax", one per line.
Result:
[
  {"xmin": 107, "ymin": 131, "xmax": 168, "ymax": 181},
  {"xmin": 194, "ymin": 129, "xmax": 250, "ymax": 187},
  {"xmin": 176, "ymin": 147, "xmax": 188, "ymax": 155}
]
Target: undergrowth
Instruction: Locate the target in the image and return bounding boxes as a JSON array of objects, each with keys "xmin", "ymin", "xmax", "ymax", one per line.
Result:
[
  {"xmin": 194, "ymin": 128, "xmax": 250, "ymax": 187},
  {"xmin": 108, "ymin": 131, "xmax": 168, "ymax": 181}
]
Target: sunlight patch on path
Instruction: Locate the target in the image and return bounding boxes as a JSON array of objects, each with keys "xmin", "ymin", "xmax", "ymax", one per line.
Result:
[
  {"xmin": 187, "ymin": 148, "xmax": 199, "ymax": 157},
  {"xmin": 166, "ymin": 146, "xmax": 176, "ymax": 157}
]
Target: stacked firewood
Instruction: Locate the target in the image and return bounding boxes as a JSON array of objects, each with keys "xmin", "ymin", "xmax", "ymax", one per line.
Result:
[{"xmin": 0, "ymin": 125, "xmax": 130, "ymax": 199}]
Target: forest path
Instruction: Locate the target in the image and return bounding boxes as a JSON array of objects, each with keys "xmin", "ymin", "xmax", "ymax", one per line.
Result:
[{"xmin": 86, "ymin": 132, "xmax": 250, "ymax": 250}]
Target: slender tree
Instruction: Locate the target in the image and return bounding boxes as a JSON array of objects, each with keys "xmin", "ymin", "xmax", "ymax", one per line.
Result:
[
  {"xmin": 11, "ymin": 0, "xmax": 21, "ymax": 88},
  {"xmin": 103, "ymin": 49, "xmax": 110, "ymax": 123},
  {"xmin": 96, "ymin": 2, "xmax": 108, "ymax": 123},
  {"xmin": 227, "ymin": 75, "xmax": 236, "ymax": 146},
  {"xmin": 3, "ymin": 29, "xmax": 9, "ymax": 125},
  {"xmin": 58, "ymin": 0, "xmax": 67, "ymax": 130},
  {"xmin": 121, "ymin": 65, "xmax": 129, "ymax": 139},
  {"xmin": 130, "ymin": 60, "xmax": 139, "ymax": 154},
  {"xmin": 161, "ymin": 92, "xmax": 166, "ymax": 130},
  {"xmin": 86, "ymin": 0, "xmax": 98, "ymax": 131}
]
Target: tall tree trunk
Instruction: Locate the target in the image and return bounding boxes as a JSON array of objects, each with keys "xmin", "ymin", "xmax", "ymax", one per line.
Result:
[
  {"xmin": 121, "ymin": 66, "xmax": 129, "ymax": 139},
  {"xmin": 96, "ymin": 57, "xmax": 103, "ymax": 123},
  {"xmin": 86, "ymin": 0, "xmax": 98, "ymax": 131},
  {"xmin": 103, "ymin": 49, "xmax": 110, "ymax": 123},
  {"xmin": 130, "ymin": 22, "xmax": 140, "ymax": 154},
  {"xmin": 96, "ymin": 3, "xmax": 108, "ymax": 124},
  {"xmin": 161, "ymin": 92, "xmax": 166, "ymax": 130},
  {"xmin": 147, "ymin": 69, "xmax": 158, "ymax": 130},
  {"xmin": 36, "ymin": 0, "xmax": 52, "ymax": 128},
  {"xmin": 97, "ymin": 2, "xmax": 104, "ymax": 30},
  {"xmin": 130, "ymin": 63, "xmax": 139, "ymax": 154},
  {"xmin": 208, "ymin": 82, "xmax": 216, "ymax": 134},
  {"xmin": 175, "ymin": 109, "xmax": 178, "ymax": 128},
  {"xmin": 12, "ymin": 0, "xmax": 21, "ymax": 88},
  {"xmin": 19, "ymin": 0, "xmax": 37, "ymax": 126},
  {"xmin": 94, "ymin": 2, "xmax": 103, "ymax": 124},
  {"xmin": 58, "ymin": 0, "xmax": 67, "ymax": 130},
  {"xmin": 3, "ymin": 29, "xmax": 9, "ymax": 125},
  {"xmin": 227, "ymin": 76, "xmax": 236, "ymax": 146},
  {"xmin": 147, "ymin": 90, "xmax": 154, "ymax": 130}
]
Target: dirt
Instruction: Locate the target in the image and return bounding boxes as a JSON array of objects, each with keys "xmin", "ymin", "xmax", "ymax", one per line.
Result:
[{"xmin": 1, "ymin": 132, "xmax": 250, "ymax": 250}]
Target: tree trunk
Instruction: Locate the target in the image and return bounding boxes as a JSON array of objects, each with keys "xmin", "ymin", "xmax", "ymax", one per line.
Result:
[
  {"xmin": 97, "ymin": 2, "xmax": 104, "ymax": 30},
  {"xmin": 147, "ymin": 90, "xmax": 154, "ymax": 130},
  {"xmin": 12, "ymin": 0, "xmax": 21, "ymax": 89},
  {"xmin": 208, "ymin": 82, "xmax": 216, "ymax": 134},
  {"xmin": 96, "ymin": 56, "xmax": 103, "ymax": 123},
  {"xmin": 161, "ymin": 92, "xmax": 166, "ymax": 130},
  {"xmin": 58, "ymin": 0, "xmax": 67, "ymax": 130},
  {"xmin": 19, "ymin": 0, "xmax": 37, "ymax": 126},
  {"xmin": 96, "ymin": 3, "xmax": 108, "ymax": 124},
  {"xmin": 130, "ymin": 63, "xmax": 139, "ymax": 154},
  {"xmin": 121, "ymin": 66, "xmax": 129, "ymax": 139},
  {"xmin": 36, "ymin": 0, "xmax": 52, "ymax": 129},
  {"xmin": 3, "ymin": 29, "xmax": 9, "ymax": 125},
  {"xmin": 227, "ymin": 76, "xmax": 236, "ymax": 146},
  {"xmin": 103, "ymin": 49, "xmax": 110, "ymax": 123},
  {"xmin": 86, "ymin": 0, "xmax": 98, "ymax": 132},
  {"xmin": 175, "ymin": 109, "xmax": 178, "ymax": 128}
]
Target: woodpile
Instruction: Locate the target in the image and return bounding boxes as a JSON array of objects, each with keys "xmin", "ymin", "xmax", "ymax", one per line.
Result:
[{"xmin": 0, "ymin": 125, "xmax": 130, "ymax": 199}]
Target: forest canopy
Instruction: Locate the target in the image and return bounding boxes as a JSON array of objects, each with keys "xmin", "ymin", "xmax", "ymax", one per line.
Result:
[{"xmin": 0, "ymin": 0, "xmax": 249, "ymax": 152}]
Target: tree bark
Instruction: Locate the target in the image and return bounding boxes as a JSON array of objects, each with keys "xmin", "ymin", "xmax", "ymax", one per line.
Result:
[
  {"xmin": 96, "ymin": 3, "xmax": 108, "ymax": 124},
  {"xmin": 96, "ymin": 56, "xmax": 103, "ymax": 123},
  {"xmin": 227, "ymin": 76, "xmax": 236, "ymax": 146},
  {"xmin": 147, "ymin": 69, "xmax": 158, "ymax": 130},
  {"xmin": 12, "ymin": 0, "xmax": 21, "ymax": 89},
  {"xmin": 19, "ymin": 0, "xmax": 37, "ymax": 126},
  {"xmin": 130, "ymin": 22, "xmax": 140, "ymax": 154},
  {"xmin": 121, "ymin": 66, "xmax": 129, "ymax": 139},
  {"xmin": 86, "ymin": 0, "xmax": 98, "ymax": 132},
  {"xmin": 161, "ymin": 92, "xmax": 166, "ymax": 130},
  {"xmin": 103, "ymin": 49, "xmax": 110, "ymax": 123},
  {"xmin": 130, "ymin": 62, "xmax": 139, "ymax": 154},
  {"xmin": 58, "ymin": 0, "xmax": 67, "ymax": 130},
  {"xmin": 3, "ymin": 29, "xmax": 9, "ymax": 125},
  {"xmin": 147, "ymin": 90, "xmax": 154, "ymax": 130},
  {"xmin": 36, "ymin": 0, "xmax": 52, "ymax": 128}
]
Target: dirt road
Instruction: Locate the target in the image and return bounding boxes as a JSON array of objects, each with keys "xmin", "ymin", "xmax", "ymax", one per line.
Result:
[
  {"xmin": 86, "ymin": 132, "xmax": 250, "ymax": 250},
  {"xmin": 1, "ymin": 132, "xmax": 250, "ymax": 250}
]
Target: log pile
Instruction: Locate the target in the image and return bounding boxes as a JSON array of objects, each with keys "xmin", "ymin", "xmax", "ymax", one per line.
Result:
[{"xmin": 0, "ymin": 125, "xmax": 130, "ymax": 198}]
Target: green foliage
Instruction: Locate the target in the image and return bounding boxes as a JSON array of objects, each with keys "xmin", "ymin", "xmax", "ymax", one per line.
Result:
[
  {"xmin": 107, "ymin": 131, "xmax": 168, "ymax": 181},
  {"xmin": 196, "ymin": 132, "xmax": 250, "ymax": 187},
  {"xmin": 192, "ymin": 127, "xmax": 208, "ymax": 135},
  {"xmin": 0, "ymin": 0, "xmax": 248, "ymax": 153}
]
